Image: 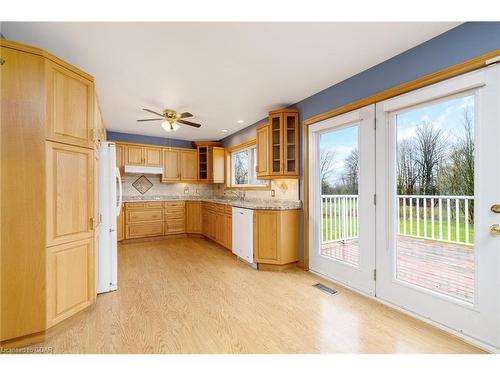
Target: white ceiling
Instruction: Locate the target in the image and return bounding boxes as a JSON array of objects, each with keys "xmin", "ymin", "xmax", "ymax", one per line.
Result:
[{"xmin": 2, "ymin": 22, "xmax": 460, "ymax": 141}]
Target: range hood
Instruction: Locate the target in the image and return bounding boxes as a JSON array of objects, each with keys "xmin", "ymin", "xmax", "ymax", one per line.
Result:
[{"xmin": 124, "ymin": 165, "xmax": 163, "ymax": 175}]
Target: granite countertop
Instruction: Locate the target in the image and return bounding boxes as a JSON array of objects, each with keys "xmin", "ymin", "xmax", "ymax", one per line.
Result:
[{"xmin": 122, "ymin": 195, "xmax": 301, "ymax": 210}]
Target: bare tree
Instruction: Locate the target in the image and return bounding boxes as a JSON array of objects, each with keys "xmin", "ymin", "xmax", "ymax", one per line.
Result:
[
  {"xmin": 320, "ymin": 149, "xmax": 336, "ymax": 194},
  {"xmin": 340, "ymin": 148, "xmax": 359, "ymax": 194},
  {"xmin": 397, "ymin": 138, "xmax": 419, "ymax": 195},
  {"xmin": 415, "ymin": 121, "xmax": 446, "ymax": 195}
]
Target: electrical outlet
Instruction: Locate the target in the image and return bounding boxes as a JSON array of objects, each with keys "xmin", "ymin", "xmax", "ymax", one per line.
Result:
[
  {"xmin": 270, "ymin": 189, "xmax": 275, "ymax": 197},
  {"xmin": 184, "ymin": 186, "xmax": 189, "ymax": 195}
]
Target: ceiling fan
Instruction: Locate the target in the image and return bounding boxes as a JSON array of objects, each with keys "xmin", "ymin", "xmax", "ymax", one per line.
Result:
[{"xmin": 137, "ymin": 108, "xmax": 201, "ymax": 132}]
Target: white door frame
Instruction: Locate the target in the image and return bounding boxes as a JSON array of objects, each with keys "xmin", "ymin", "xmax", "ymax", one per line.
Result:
[
  {"xmin": 375, "ymin": 65, "xmax": 500, "ymax": 351},
  {"xmin": 308, "ymin": 104, "xmax": 376, "ymax": 295}
]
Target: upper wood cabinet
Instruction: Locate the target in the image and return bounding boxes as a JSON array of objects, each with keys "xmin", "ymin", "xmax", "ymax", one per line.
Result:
[
  {"xmin": 256, "ymin": 123, "xmax": 269, "ymax": 178},
  {"xmin": 46, "ymin": 141, "xmax": 94, "ymax": 247},
  {"xmin": 162, "ymin": 148, "xmax": 198, "ymax": 182},
  {"xmin": 256, "ymin": 109, "xmax": 299, "ymax": 178},
  {"xmin": 115, "ymin": 143, "xmax": 125, "ymax": 175},
  {"xmin": 180, "ymin": 150, "xmax": 198, "ymax": 181},
  {"xmin": 124, "ymin": 144, "xmax": 162, "ymax": 167},
  {"xmin": 125, "ymin": 144, "xmax": 144, "ymax": 165},
  {"xmin": 46, "ymin": 61, "xmax": 95, "ymax": 149},
  {"xmin": 162, "ymin": 149, "xmax": 180, "ymax": 182},
  {"xmin": 194, "ymin": 142, "xmax": 225, "ymax": 183},
  {"xmin": 145, "ymin": 147, "xmax": 162, "ymax": 167},
  {"xmin": 212, "ymin": 147, "xmax": 225, "ymax": 183}
]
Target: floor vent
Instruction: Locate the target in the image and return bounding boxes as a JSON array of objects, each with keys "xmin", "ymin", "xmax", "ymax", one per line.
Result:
[{"xmin": 313, "ymin": 283, "xmax": 338, "ymax": 295}]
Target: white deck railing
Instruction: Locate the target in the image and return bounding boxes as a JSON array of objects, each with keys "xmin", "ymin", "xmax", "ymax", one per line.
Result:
[{"xmin": 321, "ymin": 194, "xmax": 474, "ymax": 246}]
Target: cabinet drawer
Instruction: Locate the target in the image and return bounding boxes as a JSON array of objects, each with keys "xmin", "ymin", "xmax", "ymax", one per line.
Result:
[
  {"xmin": 215, "ymin": 204, "xmax": 224, "ymax": 213},
  {"xmin": 127, "ymin": 209, "xmax": 163, "ymax": 223},
  {"xmin": 146, "ymin": 202, "xmax": 163, "ymax": 209},
  {"xmin": 165, "ymin": 218, "xmax": 185, "ymax": 234},
  {"xmin": 126, "ymin": 222, "xmax": 164, "ymax": 239},
  {"xmin": 224, "ymin": 205, "xmax": 233, "ymax": 214},
  {"xmin": 164, "ymin": 201, "xmax": 185, "ymax": 209},
  {"xmin": 125, "ymin": 202, "xmax": 146, "ymax": 209}
]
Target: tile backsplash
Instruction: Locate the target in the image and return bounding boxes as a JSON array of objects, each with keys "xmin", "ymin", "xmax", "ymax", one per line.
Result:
[{"xmin": 122, "ymin": 174, "xmax": 299, "ymax": 202}]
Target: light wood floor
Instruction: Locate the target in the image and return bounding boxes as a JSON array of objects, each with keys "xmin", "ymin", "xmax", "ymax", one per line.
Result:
[{"xmin": 36, "ymin": 237, "xmax": 484, "ymax": 353}]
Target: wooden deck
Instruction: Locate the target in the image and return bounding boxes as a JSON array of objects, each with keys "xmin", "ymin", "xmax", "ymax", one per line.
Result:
[{"xmin": 321, "ymin": 236, "xmax": 474, "ymax": 303}]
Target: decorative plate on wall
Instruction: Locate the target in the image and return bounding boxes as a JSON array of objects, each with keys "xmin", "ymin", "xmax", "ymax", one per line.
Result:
[{"xmin": 132, "ymin": 175, "xmax": 153, "ymax": 195}]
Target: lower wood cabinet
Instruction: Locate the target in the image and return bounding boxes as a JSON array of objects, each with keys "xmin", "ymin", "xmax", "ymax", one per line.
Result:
[
  {"xmin": 164, "ymin": 201, "xmax": 185, "ymax": 235},
  {"xmin": 125, "ymin": 202, "xmax": 165, "ymax": 239},
  {"xmin": 186, "ymin": 201, "xmax": 202, "ymax": 233},
  {"xmin": 254, "ymin": 209, "xmax": 299, "ymax": 268},
  {"xmin": 126, "ymin": 221, "xmax": 164, "ymax": 239},
  {"xmin": 117, "ymin": 203, "xmax": 124, "ymax": 241},
  {"xmin": 46, "ymin": 237, "xmax": 95, "ymax": 327}
]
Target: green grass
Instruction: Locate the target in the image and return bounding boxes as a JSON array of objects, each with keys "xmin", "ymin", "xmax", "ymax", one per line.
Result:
[{"xmin": 321, "ymin": 202, "xmax": 474, "ymax": 244}]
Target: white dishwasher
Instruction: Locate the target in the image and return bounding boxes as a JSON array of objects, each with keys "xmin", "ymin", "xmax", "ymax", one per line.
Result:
[{"xmin": 232, "ymin": 207, "xmax": 254, "ymax": 264}]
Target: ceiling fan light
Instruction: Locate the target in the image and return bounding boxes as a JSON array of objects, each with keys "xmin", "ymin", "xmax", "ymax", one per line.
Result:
[
  {"xmin": 172, "ymin": 122, "xmax": 180, "ymax": 131},
  {"xmin": 161, "ymin": 120, "xmax": 172, "ymax": 132}
]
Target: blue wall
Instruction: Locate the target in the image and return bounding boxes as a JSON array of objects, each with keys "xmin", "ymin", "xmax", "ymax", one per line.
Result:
[
  {"xmin": 221, "ymin": 21, "xmax": 500, "ymax": 259},
  {"xmin": 106, "ymin": 131, "xmax": 194, "ymax": 149}
]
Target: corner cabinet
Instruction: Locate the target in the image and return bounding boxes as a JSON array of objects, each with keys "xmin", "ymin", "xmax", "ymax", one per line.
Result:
[
  {"xmin": 194, "ymin": 142, "xmax": 225, "ymax": 183},
  {"xmin": 256, "ymin": 108, "xmax": 299, "ymax": 179},
  {"xmin": 254, "ymin": 209, "xmax": 300, "ymax": 270}
]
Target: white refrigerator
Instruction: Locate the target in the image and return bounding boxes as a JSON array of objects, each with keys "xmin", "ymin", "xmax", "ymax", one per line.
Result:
[{"xmin": 97, "ymin": 142, "xmax": 122, "ymax": 294}]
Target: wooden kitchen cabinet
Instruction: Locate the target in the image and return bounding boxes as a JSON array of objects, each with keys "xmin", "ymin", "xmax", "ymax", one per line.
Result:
[
  {"xmin": 254, "ymin": 209, "xmax": 299, "ymax": 268},
  {"xmin": 194, "ymin": 142, "xmax": 225, "ymax": 183},
  {"xmin": 186, "ymin": 201, "xmax": 202, "ymax": 234},
  {"xmin": 117, "ymin": 203, "xmax": 125, "ymax": 241},
  {"xmin": 125, "ymin": 202, "xmax": 164, "ymax": 239},
  {"xmin": 46, "ymin": 60, "xmax": 95, "ymax": 149},
  {"xmin": 46, "ymin": 141, "xmax": 94, "ymax": 247},
  {"xmin": 1, "ymin": 39, "xmax": 99, "ymax": 346},
  {"xmin": 46, "ymin": 237, "xmax": 95, "ymax": 327},
  {"xmin": 125, "ymin": 144, "xmax": 144, "ymax": 165},
  {"xmin": 162, "ymin": 149, "xmax": 180, "ymax": 181},
  {"xmin": 180, "ymin": 150, "xmax": 198, "ymax": 181},
  {"xmin": 145, "ymin": 147, "xmax": 162, "ymax": 167},
  {"xmin": 164, "ymin": 201, "xmax": 185, "ymax": 235},
  {"xmin": 256, "ymin": 123, "xmax": 269, "ymax": 178},
  {"xmin": 115, "ymin": 143, "xmax": 125, "ymax": 175},
  {"xmin": 256, "ymin": 108, "xmax": 299, "ymax": 179},
  {"xmin": 162, "ymin": 148, "xmax": 198, "ymax": 182}
]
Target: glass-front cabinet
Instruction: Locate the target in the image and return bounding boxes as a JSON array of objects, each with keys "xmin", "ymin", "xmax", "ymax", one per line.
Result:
[{"xmin": 257, "ymin": 108, "xmax": 299, "ymax": 178}]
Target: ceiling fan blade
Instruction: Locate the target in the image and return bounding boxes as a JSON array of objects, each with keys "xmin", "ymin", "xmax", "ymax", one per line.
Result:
[
  {"xmin": 178, "ymin": 119, "xmax": 201, "ymax": 128},
  {"xmin": 137, "ymin": 118, "xmax": 163, "ymax": 122},
  {"xmin": 180, "ymin": 112, "xmax": 193, "ymax": 119},
  {"xmin": 142, "ymin": 108, "xmax": 164, "ymax": 117}
]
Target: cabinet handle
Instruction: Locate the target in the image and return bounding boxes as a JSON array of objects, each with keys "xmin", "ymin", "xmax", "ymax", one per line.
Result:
[
  {"xmin": 0, "ymin": 58, "xmax": 5, "ymax": 65},
  {"xmin": 89, "ymin": 217, "xmax": 94, "ymax": 229}
]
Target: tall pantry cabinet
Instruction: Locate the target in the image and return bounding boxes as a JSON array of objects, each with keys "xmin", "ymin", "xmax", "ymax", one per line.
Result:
[{"xmin": 0, "ymin": 39, "xmax": 98, "ymax": 346}]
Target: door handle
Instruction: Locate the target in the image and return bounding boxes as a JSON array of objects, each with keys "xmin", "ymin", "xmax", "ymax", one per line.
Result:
[
  {"xmin": 490, "ymin": 224, "xmax": 500, "ymax": 235},
  {"xmin": 491, "ymin": 204, "xmax": 500, "ymax": 213}
]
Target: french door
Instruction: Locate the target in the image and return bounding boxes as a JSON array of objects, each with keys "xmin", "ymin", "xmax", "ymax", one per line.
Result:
[
  {"xmin": 376, "ymin": 66, "xmax": 500, "ymax": 350},
  {"xmin": 308, "ymin": 104, "xmax": 376, "ymax": 295},
  {"xmin": 309, "ymin": 65, "xmax": 500, "ymax": 350}
]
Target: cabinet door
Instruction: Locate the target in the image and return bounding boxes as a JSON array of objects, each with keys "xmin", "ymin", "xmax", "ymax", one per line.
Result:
[
  {"xmin": 254, "ymin": 211, "xmax": 279, "ymax": 263},
  {"xmin": 283, "ymin": 112, "xmax": 298, "ymax": 175},
  {"xmin": 180, "ymin": 150, "xmax": 198, "ymax": 181},
  {"xmin": 125, "ymin": 144, "xmax": 144, "ymax": 166},
  {"xmin": 215, "ymin": 212, "xmax": 224, "ymax": 245},
  {"xmin": 46, "ymin": 61, "xmax": 95, "ymax": 149},
  {"xmin": 117, "ymin": 204, "xmax": 125, "ymax": 241},
  {"xmin": 256, "ymin": 124, "xmax": 269, "ymax": 177},
  {"xmin": 145, "ymin": 146, "xmax": 162, "ymax": 167},
  {"xmin": 47, "ymin": 238, "xmax": 94, "ymax": 327},
  {"xmin": 224, "ymin": 213, "xmax": 232, "ymax": 250},
  {"xmin": 186, "ymin": 201, "xmax": 202, "ymax": 233},
  {"xmin": 126, "ymin": 222, "xmax": 164, "ymax": 239},
  {"xmin": 115, "ymin": 143, "xmax": 125, "ymax": 175},
  {"xmin": 269, "ymin": 113, "xmax": 283, "ymax": 175},
  {"xmin": 162, "ymin": 149, "xmax": 180, "ymax": 181},
  {"xmin": 46, "ymin": 141, "xmax": 94, "ymax": 247},
  {"xmin": 212, "ymin": 147, "xmax": 225, "ymax": 183}
]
